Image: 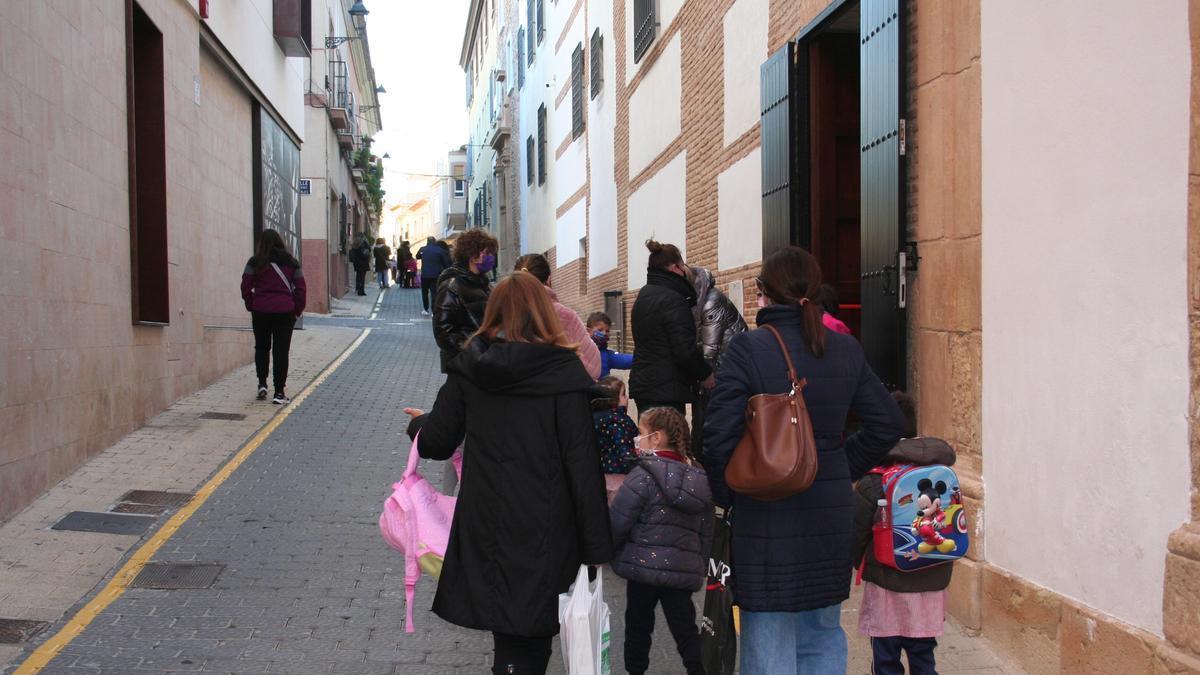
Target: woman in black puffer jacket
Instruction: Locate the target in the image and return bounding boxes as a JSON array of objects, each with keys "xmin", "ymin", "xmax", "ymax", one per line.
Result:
[
  {"xmin": 703, "ymin": 247, "xmax": 905, "ymax": 675},
  {"xmin": 432, "ymin": 229, "xmax": 498, "ymax": 373},
  {"xmin": 628, "ymin": 240, "xmax": 712, "ymax": 417}
]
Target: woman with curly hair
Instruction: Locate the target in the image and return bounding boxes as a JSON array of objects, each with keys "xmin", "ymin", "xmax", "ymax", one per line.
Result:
[{"xmin": 432, "ymin": 229, "xmax": 499, "ymax": 372}]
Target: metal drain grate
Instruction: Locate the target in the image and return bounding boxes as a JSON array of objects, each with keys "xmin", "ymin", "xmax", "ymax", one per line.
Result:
[
  {"xmin": 117, "ymin": 490, "xmax": 194, "ymax": 508},
  {"xmin": 199, "ymin": 411, "xmax": 246, "ymax": 421},
  {"xmin": 51, "ymin": 511, "xmax": 156, "ymax": 536},
  {"xmin": 129, "ymin": 563, "xmax": 224, "ymax": 590},
  {"xmin": 0, "ymin": 618, "xmax": 50, "ymax": 644},
  {"xmin": 111, "ymin": 503, "xmax": 167, "ymax": 515}
]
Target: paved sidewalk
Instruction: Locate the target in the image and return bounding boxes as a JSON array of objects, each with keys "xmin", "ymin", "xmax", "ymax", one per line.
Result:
[
  {"xmin": 4, "ymin": 287, "xmax": 1023, "ymax": 674},
  {"xmin": 0, "ymin": 325, "xmax": 360, "ymax": 672}
]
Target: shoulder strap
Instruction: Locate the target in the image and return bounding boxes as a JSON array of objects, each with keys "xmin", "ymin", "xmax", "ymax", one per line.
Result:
[
  {"xmin": 761, "ymin": 324, "xmax": 805, "ymax": 391},
  {"xmin": 270, "ymin": 262, "xmax": 294, "ymax": 294}
]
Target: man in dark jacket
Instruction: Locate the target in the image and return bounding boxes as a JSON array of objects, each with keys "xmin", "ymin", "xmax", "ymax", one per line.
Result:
[
  {"xmin": 349, "ymin": 238, "xmax": 371, "ymax": 295},
  {"xmin": 629, "ymin": 240, "xmax": 712, "ymax": 416},
  {"xmin": 416, "ymin": 236, "xmax": 452, "ymax": 316},
  {"xmin": 372, "ymin": 238, "xmax": 391, "ymax": 289},
  {"xmin": 432, "ymin": 229, "xmax": 497, "ymax": 373}
]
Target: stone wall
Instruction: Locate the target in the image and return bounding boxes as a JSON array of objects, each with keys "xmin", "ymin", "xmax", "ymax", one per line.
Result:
[{"xmin": 0, "ymin": 1, "xmax": 263, "ymax": 522}]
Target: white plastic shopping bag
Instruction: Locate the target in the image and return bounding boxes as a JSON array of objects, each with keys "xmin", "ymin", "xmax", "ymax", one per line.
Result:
[{"xmin": 557, "ymin": 565, "xmax": 611, "ymax": 675}]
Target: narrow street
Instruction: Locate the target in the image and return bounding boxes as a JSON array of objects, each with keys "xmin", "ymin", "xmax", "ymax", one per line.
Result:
[{"xmin": 4, "ymin": 288, "xmax": 1019, "ymax": 675}]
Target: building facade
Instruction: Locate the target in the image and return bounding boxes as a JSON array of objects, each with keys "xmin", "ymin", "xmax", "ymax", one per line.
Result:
[
  {"xmin": 0, "ymin": 0, "xmax": 307, "ymax": 520},
  {"xmin": 461, "ymin": 0, "xmax": 522, "ymax": 270},
  {"xmin": 299, "ymin": 0, "xmax": 382, "ymax": 313},
  {"xmin": 499, "ymin": 0, "xmax": 1200, "ymax": 670}
]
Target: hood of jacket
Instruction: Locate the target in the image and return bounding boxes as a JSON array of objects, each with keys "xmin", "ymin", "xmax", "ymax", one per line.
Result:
[
  {"xmin": 448, "ymin": 339, "xmax": 593, "ymax": 396},
  {"xmin": 885, "ymin": 437, "xmax": 957, "ymax": 466},
  {"xmin": 638, "ymin": 456, "xmax": 711, "ymax": 516},
  {"xmin": 645, "ymin": 268, "xmax": 697, "ymax": 307}
]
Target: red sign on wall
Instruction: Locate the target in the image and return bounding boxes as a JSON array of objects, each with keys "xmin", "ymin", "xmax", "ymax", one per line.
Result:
[{"xmin": 199, "ymin": 0, "xmax": 209, "ymax": 19}]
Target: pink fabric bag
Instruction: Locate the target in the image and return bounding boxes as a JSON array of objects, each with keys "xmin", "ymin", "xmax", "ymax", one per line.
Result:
[{"xmin": 379, "ymin": 435, "xmax": 463, "ymax": 633}]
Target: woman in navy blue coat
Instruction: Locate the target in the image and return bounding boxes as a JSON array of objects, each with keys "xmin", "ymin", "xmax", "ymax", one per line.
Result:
[{"xmin": 703, "ymin": 247, "xmax": 905, "ymax": 674}]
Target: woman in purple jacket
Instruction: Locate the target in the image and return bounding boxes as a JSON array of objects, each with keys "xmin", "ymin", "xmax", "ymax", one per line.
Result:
[{"xmin": 240, "ymin": 230, "xmax": 306, "ymax": 404}]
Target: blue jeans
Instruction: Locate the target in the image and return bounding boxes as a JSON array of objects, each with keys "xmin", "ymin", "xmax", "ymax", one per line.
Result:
[
  {"xmin": 740, "ymin": 604, "xmax": 847, "ymax": 675},
  {"xmin": 376, "ymin": 270, "xmax": 388, "ymax": 287}
]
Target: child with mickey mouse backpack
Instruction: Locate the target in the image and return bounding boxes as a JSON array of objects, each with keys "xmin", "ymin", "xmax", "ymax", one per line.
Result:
[{"xmin": 850, "ymin": 392, "xmax": 958, "ymax": 675}]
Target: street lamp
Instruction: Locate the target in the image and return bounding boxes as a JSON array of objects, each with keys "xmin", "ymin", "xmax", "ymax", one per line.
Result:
[
  {"xmin": 375, "ymin": 85, "xmax": 387, "ymax": 94},
  {"xmin": 325, "ymin": 2, "xmax": 369, "ymax": 49}
]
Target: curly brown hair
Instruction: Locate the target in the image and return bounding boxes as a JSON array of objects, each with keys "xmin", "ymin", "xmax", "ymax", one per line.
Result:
[
  {"xmin": 452, "ymin": 229, "xmax": 499, "ymax": 265},
  {"xmin": 639, "ymin": 407, "xmax": 693, "ymax": 461}
]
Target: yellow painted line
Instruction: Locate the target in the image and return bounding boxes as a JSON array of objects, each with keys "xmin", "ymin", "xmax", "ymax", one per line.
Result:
[{"xmin": 13, "ymin": 328, "xmax": 372, "ymax": 674}]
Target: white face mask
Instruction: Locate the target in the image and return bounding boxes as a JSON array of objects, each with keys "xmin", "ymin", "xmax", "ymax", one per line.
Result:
[{"xmin": 633, "ymin": 431, "xmax": 658, "ymax": 455}]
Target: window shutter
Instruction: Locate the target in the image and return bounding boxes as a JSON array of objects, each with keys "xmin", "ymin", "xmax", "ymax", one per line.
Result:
[
  {"xmin": 537, "ymin": 104, "xmax": 547, "ymax": 185},
  {"xmin": 527, "ymin": 0, "xmax": 534, "ymax": 62},
  {"xmin": 759, "ymin": 42, "xmax": 804, "ymax": 257},
  {"xmin": 859, "ymin": 0, "xmax": 907, "ymax": 389},
  {"xmin": 571, "ymin": 43, "xmax": 585, "ymax": 138},
  {"xmin": 633, "ymin": 0, "xmax": 655, "ymax": 63},
  {"xmin": 590, "ymin": 29, "xmax": 603, "ymax": 98},
  {"xmin": 517, "ymin": 28, "xmax": 526, "ymax": 88},
  {"xmin": 536, "ymin": 0, "xmax": 544, "ymax": 44},
  {"xmin": 527, "ymin": 135, "xmax": 535, "ymax": 185}
]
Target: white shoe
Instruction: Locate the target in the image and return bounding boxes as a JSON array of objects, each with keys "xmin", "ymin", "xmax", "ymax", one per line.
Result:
[
  {"xmin": 272, "ymin": 392, "xmax": 290, "ymax": 405},
  {"xmin": 421, "ymin": 310, "xmax": 430, "ymax": 317}
]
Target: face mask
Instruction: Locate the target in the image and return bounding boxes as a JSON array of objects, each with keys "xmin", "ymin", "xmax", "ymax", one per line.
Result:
[
  {"xmin": 591, "ymin": 330, "xmax": 608, "ymax": 350},
  {"xmin": 633, "ymin": 432, "xmax": 657, "ymax": 455},
  {"xmin": 476, "ymin": 253, "xmax": 496, "ymax": 274}
]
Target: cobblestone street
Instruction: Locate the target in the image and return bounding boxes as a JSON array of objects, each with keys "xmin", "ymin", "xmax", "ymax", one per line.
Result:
[{"xmin": 4, "ymin": 289, "xmax": 1021, "ymax": 675}]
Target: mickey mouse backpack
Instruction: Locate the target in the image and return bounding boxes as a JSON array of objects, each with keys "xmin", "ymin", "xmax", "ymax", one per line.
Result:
[{"xmin": 870, "ymin": 463, "xmax": 970, "ymax": 572}]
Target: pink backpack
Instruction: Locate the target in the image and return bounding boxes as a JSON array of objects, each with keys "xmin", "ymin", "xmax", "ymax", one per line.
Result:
[{"xmin": 379, "ymin": 435, "xmax": 463, "ymax": 633}]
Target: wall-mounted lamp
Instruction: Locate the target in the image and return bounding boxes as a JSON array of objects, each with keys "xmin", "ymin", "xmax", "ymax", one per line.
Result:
[{"xmin": 326, "ymin": 1, "xmax": 369, "ymax": 48}]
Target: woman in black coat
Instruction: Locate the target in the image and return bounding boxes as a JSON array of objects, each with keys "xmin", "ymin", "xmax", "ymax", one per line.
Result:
[
  {"xmin": 413, "ymin": 271, "xmax": 613, "ymax": 675},
  {"xmin": 432, "ymin": 229, "xmax": 498, "ymax": 373},
  {"xmin": 703, "ymin": 247, "xmax": 905, "ymax": 675},
  {"xmin": 628, "ymin": 240, "xmax": 713, "ymax": 416}
]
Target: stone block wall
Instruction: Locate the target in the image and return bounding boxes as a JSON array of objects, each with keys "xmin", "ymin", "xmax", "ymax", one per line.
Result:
[{"xmin": 0, "ymin": 1, "xmax": 263, "ymax": 522}]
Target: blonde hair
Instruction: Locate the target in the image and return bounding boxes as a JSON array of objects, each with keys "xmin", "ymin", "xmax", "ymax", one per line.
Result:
[
  {"xmin": 639, "ymin": 407, "xmax": 694, "ymax": 462},
  {"xmin": 469, "ymin": 271, "xmax": 575, "ymax": 349}
]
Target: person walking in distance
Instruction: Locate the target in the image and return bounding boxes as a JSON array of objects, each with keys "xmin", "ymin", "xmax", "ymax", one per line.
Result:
[
  {"xmin": 407, "ymin": 272, "xmax": 613, "ymax": 675},
  {"xmin": 416, "ymin": 236, "xmax": 451, "ymax": 316},
  {"xmin": 350, "ymin": 237, "xmax": 371, "ymax": 296},
  {"xmin": 240, "ymin": 229, "xmax": 306, "ymax": 404},
  {"xmin": 432, "ymin": 229, "xmax": 497, "ymax": 373},
  {"xmin": 702, "ymin": 247, "xmax": 906, "ymax": 674},
  {"xmin": 629, "ymin": 240, "xmax": 713, "ymax": 417},
  {"xmin": 372, "ymin": 237, "xmax": 391, "ymax": 289},
  {"xmin": 512, "ymin": 253, "xmax": 601, "ymax": 380},
  {"xmin": 397, "ymin": 241, "xmax": 415, "ymax": 288}
]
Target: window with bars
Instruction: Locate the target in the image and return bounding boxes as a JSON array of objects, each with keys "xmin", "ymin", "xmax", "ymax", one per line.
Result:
[
  {"xmin": 536, "ymin": 0, "xmax": 544, "ymax": 44},
  {"xmin": 526, "ymin": 0, "xmax": 535, "ymax": 64},
  {"xmin": 633, "ymin": 0, "xmax": 656, "ymax": 63},
  {"xmin": 537, "ymin": 103, "xmax": 547, "ymax": 185},
  {"xmin": 526, "ymin": 135, "xmax": 535, "ymax": 186},
  {"xmin": 571, "ymin": 43, "xmax": 584, "ymax": 139},
  {"xmin": 590, "ymin": 28, "xmax": 603, "ymax": 99},
  {"xmin": 517, "ymin": 28, "xmax": 526, "ymax": 88}
]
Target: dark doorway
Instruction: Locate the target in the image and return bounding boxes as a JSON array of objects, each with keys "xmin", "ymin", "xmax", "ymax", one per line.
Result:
[{"xmin": 806, "ymin": 27, "xmax": 861, "ymax": 336}]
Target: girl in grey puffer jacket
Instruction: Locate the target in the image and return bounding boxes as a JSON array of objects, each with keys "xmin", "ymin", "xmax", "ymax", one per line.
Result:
[{"xmin": 610, "ymin": 407, "xmax": 713, "ymax": 675}]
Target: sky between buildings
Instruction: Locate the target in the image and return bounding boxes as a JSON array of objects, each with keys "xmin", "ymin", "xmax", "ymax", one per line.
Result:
[{"xmin": 367, "ymin": 1, "xmax": 469, "ymax": 202}]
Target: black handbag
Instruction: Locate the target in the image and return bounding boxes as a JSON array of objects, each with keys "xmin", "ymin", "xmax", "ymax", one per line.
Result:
[{"xmin": 699, "ymin": 510, "xmax": 736, "ymax": 675}]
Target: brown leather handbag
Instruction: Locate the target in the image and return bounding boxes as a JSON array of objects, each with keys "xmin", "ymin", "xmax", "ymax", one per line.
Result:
[{"xmin": 724, "ymin": 325, "xmax": 819, "ymax": 500}]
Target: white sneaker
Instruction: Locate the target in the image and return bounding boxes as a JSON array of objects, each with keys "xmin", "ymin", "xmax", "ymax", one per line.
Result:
[
  {"xmin": 421, "ymin": 310, "xmax": 430, "ymax": 317},
  {"xmin": 272, "ymin": 392, "xmax": 290, "ymax": 405}
]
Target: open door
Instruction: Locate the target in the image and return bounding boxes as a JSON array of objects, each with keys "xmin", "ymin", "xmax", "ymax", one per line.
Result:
[
  {"xmin": 858, "ymin": 0, "xmax": 906, "ymax": 390},
  {"xmin": 760, "ymin": 0, "xmax": 908, "ymax": 390}
]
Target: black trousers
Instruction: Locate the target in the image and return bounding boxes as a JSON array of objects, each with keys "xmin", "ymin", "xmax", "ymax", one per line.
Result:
[
  {"xmin": 634, "ymin": 400, "xmax": 686, "ymax": 420},
  {"xmin": 251, "ymin": 312, "xmax": 295, "ymax": 393},
  {"xmin": 492, "ymin": 632, "xmax": 553, "ymax": 674},
  {"xmin": 871, "ymin": 636, "xmax": 938, "ymax": 675},
  {"xmin": 624, "ymin": 580, "xmax": 704, "ymax": 675},
  {"xmin": 421, "ymin": 277, "xmax": 438, "ymax": 311},
  {"xmin": 354, "ymin": 268, "xmax": 367, "ymax": 294}
]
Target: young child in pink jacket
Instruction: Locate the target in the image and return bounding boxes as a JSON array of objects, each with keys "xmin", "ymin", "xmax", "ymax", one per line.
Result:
[{"xmin": 513, "ymin": 253, "xmax": 601, "ymax": 379}]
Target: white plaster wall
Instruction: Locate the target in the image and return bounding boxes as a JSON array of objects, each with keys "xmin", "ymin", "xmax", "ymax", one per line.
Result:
[
  {"xmin": 556, "ymin": 198, "xmax": 588, "ymax": 265},
  {"xmin": 717, "ymin": 148, "xmax": 762, "ymax": 271},
  {"xmin": 552, "ymin": 4, "xmax": 589, "ymax": 208},
  {"xmin": 980, "ymin": 0, "xmax": 1191, "ymax": 636},
  {"xmin": 625, "ymin": 0, "xmax": 685, "ymax": 85},
  {"xmin": 722, "ymin": 0, "xmax": 768, "ymax": 146},
  {"xmin": 628, "ymin": 32, "xmax": 682, "ymax": 179},
  {"xmin": 626, "ymin": 152, "xmax": 686, "ymax": 289},
  {"xmin": 204, "ymin": 0, "xmax": 306, "ymax": 138},
  {"xmin": 587, "ymin": 0, "xmax": 619, "ymax": 278}
]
